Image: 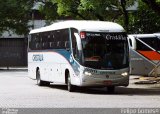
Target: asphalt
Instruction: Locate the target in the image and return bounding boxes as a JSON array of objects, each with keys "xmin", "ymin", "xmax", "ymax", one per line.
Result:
[{"xmin": 0, "ymin": 67, "xmax": 160, "ymax": 89}]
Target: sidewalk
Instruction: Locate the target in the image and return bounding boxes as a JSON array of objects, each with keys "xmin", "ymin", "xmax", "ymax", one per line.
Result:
[
  {"xmin": 129, "ymin": 75, "xmax": 160, "ymax": 89},
  {"xmin": 0, "ymin": 67, "xmax": 28, "ymax": 71}
]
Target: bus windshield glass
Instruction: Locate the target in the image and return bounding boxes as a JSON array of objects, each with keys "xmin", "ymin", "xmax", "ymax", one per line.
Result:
[{"xmin": 81, "ymin": 32, "xmax": 129, "ymax": 70}]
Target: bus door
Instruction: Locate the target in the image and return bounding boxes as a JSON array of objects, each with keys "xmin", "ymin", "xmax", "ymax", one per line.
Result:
[{"xmin": 45, "ymin": 52, "xmax": 63, "ymax": 83}]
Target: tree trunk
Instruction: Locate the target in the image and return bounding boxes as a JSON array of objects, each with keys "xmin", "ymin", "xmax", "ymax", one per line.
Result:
[{"xmin": 120, "ymin": 0, "xmax": 129, "ymax": 32}]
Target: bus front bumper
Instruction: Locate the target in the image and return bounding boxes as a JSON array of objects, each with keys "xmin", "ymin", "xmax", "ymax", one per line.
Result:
[{"xmin": 79, "ymin": 75, "xmax": 129, "ymax": 87}]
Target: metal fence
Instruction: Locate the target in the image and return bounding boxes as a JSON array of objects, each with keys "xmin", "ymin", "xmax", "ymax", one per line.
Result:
[{"xmin": 0, "ymin": 38, "xmax": 27, "ymax": 67}]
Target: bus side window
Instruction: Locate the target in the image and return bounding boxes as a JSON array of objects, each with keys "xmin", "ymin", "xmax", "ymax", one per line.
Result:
[
  {"xmin": 129, "ymin": 39, "xmax": 132, "ymax": 47},
  {"xmin": 29, "ymin": 34, "xmax": 34, "ymax": 50},
  {"xmin": 136, "ymin": 39, "xmax": 152, "ymax": 51},
  {"xmin": 65, "ymin": 41, "xmax": 69, "ymax": 49},
  {"xmin": 43, "ymin": 42, "xmax": 49, "ymax": 49},
  {"xmin": 50, "ymin": 29, "xmax": 70, "ymax": 49},
  {"xmin": 49, "ymin": 42, "xmax": 55, "ymax": 48},
  {"xmin": 60, "ymin": 29, "xmax": 70, "ymax": 49},
  {"xmin": 57, "ymin": 41, "xmax": 61, "ymax": 48},
  {"xmin": 30, "ymin": 33, "xmax": 41, "ymax": 50},
  {"xmin": 140, "ymin": 37, "xmax": 160, "ymax": 51}
]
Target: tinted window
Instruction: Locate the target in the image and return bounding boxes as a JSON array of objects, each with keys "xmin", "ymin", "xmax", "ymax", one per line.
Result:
[
  {"xmin": 129, "ymin": 39, "xmax": 132, "ymax": 47},
  {"xmin": 136, "ymin": 39, "xmax": 152, "ymax": 51},
  {"xmin": 140, "ymin": 37, "xmax": 160, "ymax": 51},
  {"xmin": 81, "ymin": 32, "xmax": 129, "ymax": 70},
  {"xmin": 29, "ymin": 29, "xmax": 70, "ymax": 50}
]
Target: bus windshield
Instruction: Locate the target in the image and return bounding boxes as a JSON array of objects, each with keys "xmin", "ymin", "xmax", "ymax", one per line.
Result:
[{"xmin": 81, "ymin": 32, "xmax": 129, "ymax": 70}]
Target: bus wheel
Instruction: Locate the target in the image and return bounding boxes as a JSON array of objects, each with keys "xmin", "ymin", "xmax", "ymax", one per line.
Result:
[
  {"xmin": 107, "ymin": 86, "xmax": 115, "ymax": 93},
  {"xmin": 67, "ymin": 73, "xmax": 75, "ymax": 92},
  {"xmin": 36, "ymin": 69, "xmax": 46, "ymax": 86}
]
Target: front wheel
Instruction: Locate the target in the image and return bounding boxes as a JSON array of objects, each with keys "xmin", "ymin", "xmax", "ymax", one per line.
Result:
[{"xmin": 67, "ymin": 73, "xmax": 75, "ymax": 92}]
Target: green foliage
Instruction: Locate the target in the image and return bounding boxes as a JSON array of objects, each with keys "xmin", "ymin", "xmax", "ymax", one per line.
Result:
[
  {"xmin": 0, "ymin": 0, "xmax": 160, "ymax": 35},
  {"xmin": 128, "ymin": 0, "xmax": 160, "ymax": 33},
  {"xmin": 78, "ymin": 0, "xmax": 118, "ymax": 20},
  {"xmin": 39, "ymin": 1, "xmax": 59, "ymax": 22},
  {"xmin": 156, "ymin": 0, "xmax": 160, "ymax": 3},
  {"xmin": 42, "ymin": 0, "xmax": 134, "ymax": 21},
  {"xmin": 0, "ymin": 0, "xmax": 33, "ymax": 35},
  {"xmin": 55, "ymin": 0, "xmax": 78, "ymax": 15},
  {"xmin": 53, "ymin": 0, "xmax": 84, "ymax": 19}
]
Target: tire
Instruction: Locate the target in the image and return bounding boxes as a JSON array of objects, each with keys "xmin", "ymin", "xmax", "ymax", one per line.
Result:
[
  {"xmin": 107, "ymin": 86, "xmax": 115, "ymax": 93},
  {"xmin": 67, "ymin": 73, "xmax": 75, "ymax": 92},
  {"xmin": 36, "ymin": 69, "xmax": 47, "ymax": 86}
]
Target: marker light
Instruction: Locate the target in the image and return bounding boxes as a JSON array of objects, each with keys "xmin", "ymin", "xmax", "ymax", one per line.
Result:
[{"xmin": 80, "ymin": 32, "xmax": 86, "ymax": 39}]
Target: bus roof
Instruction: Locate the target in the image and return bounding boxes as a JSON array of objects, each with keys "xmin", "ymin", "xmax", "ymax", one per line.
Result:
[
  {"xmin": 128, "ymin": 34, "xmax": 158, "ymax": 38},
  {"xmin": 154, "ymin": 33, "xmax": 160, "ymax": 36},
  {"xmin": 29, "ymin": 20, "xmax": 125, "ymax": 34}
]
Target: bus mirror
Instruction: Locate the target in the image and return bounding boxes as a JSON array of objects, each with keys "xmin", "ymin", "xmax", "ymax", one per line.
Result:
[
  {"xmin": 74, "ymin": 33, "xmax": 82, "ymax": 50},
  {"xmin": 128, "ymin": 36, "xmax": 136, "ymax": 50}
]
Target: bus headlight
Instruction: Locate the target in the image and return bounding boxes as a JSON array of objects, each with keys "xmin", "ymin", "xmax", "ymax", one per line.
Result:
[
  {"xmin": 121, "ymin": 72, "xmax": 128, "ymax": 76},
  {"xmin": 84, "ymin": 72, "xmax": 92, "ymax": 76}
]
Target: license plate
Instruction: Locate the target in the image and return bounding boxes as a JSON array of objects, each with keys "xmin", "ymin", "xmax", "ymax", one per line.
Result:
[{"xmin": 103, "ymin": 80, "xmax": 112, "ymax": 85}]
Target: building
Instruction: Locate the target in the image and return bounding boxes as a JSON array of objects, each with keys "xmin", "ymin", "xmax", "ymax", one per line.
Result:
[{"xmin": 0, "ymin": 2, "xmax": 47, "ymax": 68}]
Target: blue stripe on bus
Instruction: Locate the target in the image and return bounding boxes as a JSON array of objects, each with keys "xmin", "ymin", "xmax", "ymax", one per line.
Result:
[
  {"xmin": 56, "ymin": 50, "xmax": 80, "ymax": 75},
  {"xmin": 29, "ymin": 49, "xmax": 81, "ymax": 76},
  {"xmin": 52, "ymin": 50, "xmax": 81, "ymax": 76}
]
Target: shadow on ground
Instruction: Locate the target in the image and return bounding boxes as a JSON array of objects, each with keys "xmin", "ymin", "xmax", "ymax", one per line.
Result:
[{"xmin": 47, "ymin": 84, "xmax": 160, "ymax": 95}]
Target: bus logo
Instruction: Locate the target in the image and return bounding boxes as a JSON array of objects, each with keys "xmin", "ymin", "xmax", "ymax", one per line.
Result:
[{"xmin": 32, "ymin": 54, "xmax": 44, "ymax": 61}]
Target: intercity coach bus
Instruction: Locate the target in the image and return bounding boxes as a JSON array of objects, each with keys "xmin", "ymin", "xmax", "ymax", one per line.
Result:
[
  {"xmin": 28, "ymin": 20, "xmax": 129, "ymax": 92},
  {"xmin": 128, "ymin": 34, "xmax": 160, "ymax": 76}
]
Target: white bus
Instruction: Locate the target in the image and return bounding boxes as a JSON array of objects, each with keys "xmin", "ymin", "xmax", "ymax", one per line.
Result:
[
  {"xmin": 128, "ymin": 34, "xmax": 160, "ymax": 76},
  {"xmin": 28, "ymin": 20, "xmax": 129, "ymax": 92}
]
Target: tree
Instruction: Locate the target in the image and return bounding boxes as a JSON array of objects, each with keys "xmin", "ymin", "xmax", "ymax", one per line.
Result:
[
  {"xmin": 128, "ymin": 0, "xmax": 160, "ymax": 33},
  {"xmin": 39, "ymin": 0, "xmax": 134, "ymax": 30},
  {"xmin": 53, "ymin": 0, "xmax": 134, "ymax": 22},
  {"xmin": 142, "ymin": 0, "xmax": 160, "ymax": 15},
  {"xmin": 37, "ymin": 0, "xmax": 59, "ymax": 22},
  {"xmin": 3, "ymin": 0, "xmax": 159, "ymax": 35},
  {"xmin": 0, "ymin": 0, "xmax": 33, "ymax": 35}
]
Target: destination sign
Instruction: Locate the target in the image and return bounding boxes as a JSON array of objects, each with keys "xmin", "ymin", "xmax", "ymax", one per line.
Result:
[
  {"xmin": 86, "ymin": 33, "xmax": 101, "ymax": 37},
  {"xmin": 105, "ymin": 34, "xmax": 126, "ymax": 40},
  {"xmin": 86, "ymin": 33, "xmax": 126, "ymax": 40}
]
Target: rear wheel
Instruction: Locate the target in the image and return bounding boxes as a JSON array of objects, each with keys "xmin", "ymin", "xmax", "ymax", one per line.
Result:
[
  {"xmin": 36, "ymin": 69, "xmax": 49, "ymax": 86},
  {"xmin": 67, "ymin": 73, "xmax": 75, "ymax": 92}
]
